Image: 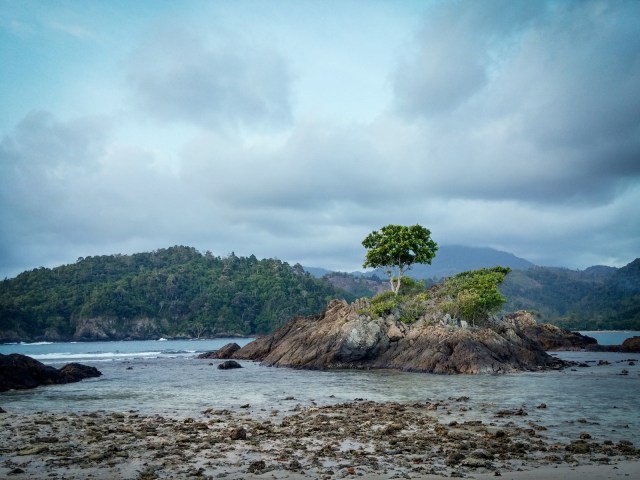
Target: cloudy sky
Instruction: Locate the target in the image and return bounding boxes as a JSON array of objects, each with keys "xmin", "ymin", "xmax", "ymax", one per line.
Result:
[{"xmin": 1, "ymin": 0, "xmax": 639, "ymax": 279}]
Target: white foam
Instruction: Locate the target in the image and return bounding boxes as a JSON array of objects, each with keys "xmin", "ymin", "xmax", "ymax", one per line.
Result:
[{"xmin": 30, "ymin": 351, "xmax": 164, "ymax": 361}]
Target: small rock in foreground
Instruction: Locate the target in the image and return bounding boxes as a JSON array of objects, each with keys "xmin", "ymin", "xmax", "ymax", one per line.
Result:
[{"xmin": 217, "ymin": 360, "xmax": 242, "ymax": 370}]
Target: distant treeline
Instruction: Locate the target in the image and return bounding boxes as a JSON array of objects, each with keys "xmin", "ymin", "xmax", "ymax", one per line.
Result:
[
  {"xmin": 0, "ymin": 246, "xmax": 352, "ymax": 342},
  {"xmin": 1, "ymin": 246, "xmax": 638, "ymax": 342},
  {"xmin": 322, "ymin": 259, "xmax": 640, "ymax": 331},
  {"xmin": 500, "ymin": 260, "xmax": 640, "ymax": 330}
]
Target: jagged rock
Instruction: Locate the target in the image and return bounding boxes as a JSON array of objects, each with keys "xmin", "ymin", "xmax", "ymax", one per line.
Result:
[
  {"xmin": 217, "ymin": 360, "xmax": 242, "ymax": 370},
  {"xmin": 0, "ymin": 353, "xmax": 102, "ymax": 392},
  {"xmin": 59, "ymin": 363, "xmax": 102, "ymax": 382},
  {"xmin": 229, "ymin": 427, "xmax": 247, "ymax": 440},
  {"xmin": 247, "ymin": 460, "xmax": 266, "ymax": 473},
  {"xmin": 461, "ymin": 457, "xmax": 489, "ymax": 468},
  {"xmin": 234, "ymin": 301, "xmax": 570, "ymax": 374},
  {"xmin": 386, "ymin": 324, "xmax": 404, "ymax": 342},
  {"xmin": 71, "ymin": 316, "xmax": 169, "ymax": 342},
  {"xmin": 588, "ymin": 336, "xmax": 640, "ymax": 352},
  {"xmin": 504, "ymin": 311, "xmax": 597, "ymax": 350},
  {"xmin": 622, "ymin": 336, "xmax": 640, "ymax": 352},
  {"xmin": 197, "ymin": 343, "xmax": 241, "ymax": 359},
  {"xmin": 445, "ymin": 452, "xmax": 465, "ymax": 466}
]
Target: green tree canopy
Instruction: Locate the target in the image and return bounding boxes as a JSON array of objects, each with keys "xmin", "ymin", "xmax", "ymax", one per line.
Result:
[
  {"xmin": 443, "ymin": 266, "xmax": 511, "ymax": 326},
  {"xmin": 362, "ymin": 224, "xmax": 438, "ymax": 295},
  {"xmin": 0, "ymin": 246, "xmax": 352, "ymax": 341}
]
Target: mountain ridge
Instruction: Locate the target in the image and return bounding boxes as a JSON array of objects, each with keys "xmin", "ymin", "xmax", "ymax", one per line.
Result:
[
  {"xmin": 305, "ymin": 245, "xmax": 536, "ymax": 280},
  {"xmin": 1, "ymin": 245, "xmax": 638, "ymax": 342}
]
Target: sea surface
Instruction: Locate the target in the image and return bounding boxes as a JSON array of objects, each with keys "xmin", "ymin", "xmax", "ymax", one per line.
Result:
[
  {"xmin": 579, "ymin": 330, "xmax": 639, "ymax": 345},
  {"xmin": 1, "ymin": 333, "xmax": 639, "ymax": 446}
]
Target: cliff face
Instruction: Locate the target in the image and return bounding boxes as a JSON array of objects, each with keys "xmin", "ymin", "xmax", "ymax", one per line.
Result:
[
  {"xmin": 70, "ymin": 317, "xmax": 170, "ymax": 341},
  {"xmin": 234, "ymin": 301, "xmax": 569, "ymax": 374}
]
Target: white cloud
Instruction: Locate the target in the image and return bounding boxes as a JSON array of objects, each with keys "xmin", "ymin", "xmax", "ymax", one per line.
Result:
[
  {"xmin": 392, "ymin": 0, "xmax": 640, "ymax": 205},
  {"xmin": 0, "ymin": 1, "xmax": 638, "ymax": 278},
  {"xmin": 125, "ymin": 26, "xmax": 292, "ymax": 129}
]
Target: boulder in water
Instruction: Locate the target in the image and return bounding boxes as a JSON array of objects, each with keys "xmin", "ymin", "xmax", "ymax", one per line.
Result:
[
  {"xmin": 197, "ymin": 343, "xmax": 241, "ymax": 359},
  {"xmin": 0, "ymin": 353, "xmax": 102, "ymax": 392},
  {"xmin": 217, "ymin": 360, "xmax": 242, "ymax": 370}
]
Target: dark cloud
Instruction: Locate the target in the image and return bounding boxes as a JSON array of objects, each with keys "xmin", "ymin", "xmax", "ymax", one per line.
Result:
[
  {"xmin": 125, "ymin": 27, "xmax": 292, "ymax": 129},
  {"xmin": 392, "ymin": 0, "xmax": 640, "ymax": 205},
  {"xmin": 0, "ymin": 111, "xmax": 109, "ymax": 275},
  {"xmin": 394, "ymin": 0, "xmax": 544, "ymax": 116},
  {"xmin": 1, "ymin": 2, "xmax": 638, "ymax": 278},
  {"xmin": 0, "ymin": 111, "xmax": 189, "ymax": 276}
]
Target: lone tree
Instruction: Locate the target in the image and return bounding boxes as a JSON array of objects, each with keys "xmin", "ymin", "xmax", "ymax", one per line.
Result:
[{"xmin": 362, "ymin": 224, "xmax": 438, "ymax": 295}]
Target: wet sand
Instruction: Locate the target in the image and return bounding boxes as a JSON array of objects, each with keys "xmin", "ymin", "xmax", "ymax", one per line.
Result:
[{"xmin": 1, "ymin": 399, "xmax": 638, "ymax": 479}]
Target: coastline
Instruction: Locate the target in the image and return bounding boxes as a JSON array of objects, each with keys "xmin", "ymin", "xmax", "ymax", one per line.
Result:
[{"xmin": 1, "ymin": 399, "xmax": 637, "ymax": 480}]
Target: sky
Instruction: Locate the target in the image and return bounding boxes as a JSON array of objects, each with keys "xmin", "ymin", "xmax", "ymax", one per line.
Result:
[{"xmin": 1, "ymin": 0, "xmax": 639, "ymax": 279}]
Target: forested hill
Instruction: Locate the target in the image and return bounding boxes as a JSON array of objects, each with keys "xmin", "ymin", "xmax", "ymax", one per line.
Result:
[
  {"xmin": 500, "ymin": 259, "xmax": 640, "ymax": 330},
  {"xmin": 318, "ymin": 259, "xmax": 640, "ymax": 331},
  {"xmin": 0, "ymin": 246, "xmax": 352, "ymax": 343}
]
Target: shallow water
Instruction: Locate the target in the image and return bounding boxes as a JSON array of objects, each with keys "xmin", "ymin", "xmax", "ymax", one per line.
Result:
[
  {"xmin": 579, "ymin": 330, "xmax": 639, "ymax": 345},
  {"xmin": 1, "ymin": 339, "xmax": 639, "ymax": 446}
]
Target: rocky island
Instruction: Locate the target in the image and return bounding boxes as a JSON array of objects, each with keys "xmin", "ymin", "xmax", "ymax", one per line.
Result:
[
  {"xmin": 214, "ymin": 267, "xmax": 602, "ymax": 374},
  {"xmin": 231, "ymin": 300, "xmax": 576, "ymax": 374}
]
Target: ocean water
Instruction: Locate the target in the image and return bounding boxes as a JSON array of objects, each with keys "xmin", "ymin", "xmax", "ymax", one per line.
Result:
[
  {"xmin": 1, "ymin": 335, "xmax": 639, "ymax": 446},
  {"xmin": 579, "ymin": 330, "xmax": 639, "ymax": 345}
]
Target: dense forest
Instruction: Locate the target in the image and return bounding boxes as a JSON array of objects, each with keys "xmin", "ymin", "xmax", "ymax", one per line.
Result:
[
  {"xmin": 500, "ymin": 259, "xmax": 640, "ymax": 330},
  {"xmin": 0, "ymin": 246, "xmax": 352, "ymax": 342},
  {"xmin": 1, "ymin": 246, "xmax": 638, "ymax": 342}
]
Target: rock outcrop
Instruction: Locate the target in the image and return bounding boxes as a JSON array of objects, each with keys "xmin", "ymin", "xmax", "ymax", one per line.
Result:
[
  {"xmin": 503, "ymin": 311, "xmax": 598, "ymax": 350},
  {"xmin": 0, "ymin": 354, "xmax": 102, "ymax": 392},
  {"xmin": 217, "ymin": 360, "xmax": 242, "ymax": 370},
  {"xmin": 71, "ymin": 317, "xmax": 170, "ymax": 342},
  {"xmin": 197, "ymin": 343, "xmax": 241, "ymax": 359},
  {"xmin": 233, "ymin": 300, "xmax": 568, "ymax": 374},
  {"xmin": 587, "ymin": 335, "xmax": 640, "ymax": 352},
  {"xmin": 623, "ymin": 336, "xmax": 640, "ymax": 352}
]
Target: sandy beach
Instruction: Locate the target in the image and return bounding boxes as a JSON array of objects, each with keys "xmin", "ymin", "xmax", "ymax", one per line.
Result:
[{"xmin": 1, "ymin": 398, "xmax": 637, "ymax": 479}]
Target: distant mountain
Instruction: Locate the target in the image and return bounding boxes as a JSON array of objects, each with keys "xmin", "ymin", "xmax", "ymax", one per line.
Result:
[
  {"xmin": 304, "ymin": 246, "xmax": 639, "ymax": 331},
  {"xmin": 501, "ymin": 258, "xmax": 640, "ymax": 330},
  {"xmin": 304, "ymin": 266, "xmax": 333, "ymax": 278},
  {"xmin": 305, "ymin": 245, "xmax": 534, "ymax": 280},
  {"xmin": 402, "ymin": 245, "xmax": 535, "ymax": 280},
  {"xmin": 304, "ymin": 245, "xmax": 535, "ymax": 300}
]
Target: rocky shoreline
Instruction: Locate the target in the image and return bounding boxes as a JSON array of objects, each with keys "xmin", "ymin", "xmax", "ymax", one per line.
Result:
[{"xmin": 1, "ymin": 397, "xmax": 638, "ymax": 479}]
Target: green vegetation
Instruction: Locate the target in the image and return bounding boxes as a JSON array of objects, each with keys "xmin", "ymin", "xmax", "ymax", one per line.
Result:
[
  {"xmin": 355, "ymin": 258, "xmax": 640, "ymax": 330},
  {"xmin": 362, "ymin": 224, "xmax": 438, "ymax": 295},
  {"xmin": 359, "ymin": 277, "xmax": 431, "ymax": 324},
  {"xmin": 359, "ymin": 267, "xmax": 511, "ymax": 327},
  {"xmin": 500, "ymin": 260, "xmax": 640, "ymax": 330},
  {"xmin": 0, "ymin": 246, "xmax": 352, "ymax": 340},
  {"xmin": 443, "ymin": 267, "xmax": 511, "ymax": 326}
]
